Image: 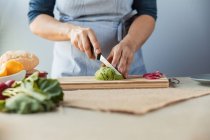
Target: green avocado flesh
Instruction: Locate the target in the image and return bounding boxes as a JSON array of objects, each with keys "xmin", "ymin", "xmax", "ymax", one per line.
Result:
[{"xmin": 95, "ymin": 67, "xmax": 124, "ymax": 80}]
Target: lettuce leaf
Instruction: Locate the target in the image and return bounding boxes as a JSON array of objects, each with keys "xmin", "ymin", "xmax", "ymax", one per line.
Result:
[
  {"xmin": 0, "ymin": 100, "xmax": 5, "ymax": 111},
  {"xmin": 37, "ymin": 78, "xmax": 63, "ymax": 104},
  {"xmin": 5, "ymin": 94, "xmax": 55, "ymax": 114},
  {"xmin": 3, "ymin": 72, "xmax": 63, "ymax": 114}
]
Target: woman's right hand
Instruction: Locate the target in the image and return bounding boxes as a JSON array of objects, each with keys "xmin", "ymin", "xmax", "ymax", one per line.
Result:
[{"xmin": 69, "ymin": 26, "xmax": 101, "ymax": 59}]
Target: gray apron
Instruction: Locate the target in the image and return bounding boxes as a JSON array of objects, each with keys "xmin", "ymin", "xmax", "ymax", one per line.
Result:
[{"xmin": 52, "ymin": 0, "xmax": 146, "ymax": 78}]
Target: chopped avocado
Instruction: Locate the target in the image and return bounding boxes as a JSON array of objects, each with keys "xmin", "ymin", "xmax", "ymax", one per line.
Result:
[{"xmin": 95, "ymin": 67, "xmax": 124, "ymax": 80}]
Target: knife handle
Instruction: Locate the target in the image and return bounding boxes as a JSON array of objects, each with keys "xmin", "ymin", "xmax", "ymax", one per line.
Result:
[
  {"xmin": 96, "ymin": 53, "xmax": 101, "ymax": 61},
  {"xmin": 90, "ymin": 44, "xmax": 101, "ymax": 60}
]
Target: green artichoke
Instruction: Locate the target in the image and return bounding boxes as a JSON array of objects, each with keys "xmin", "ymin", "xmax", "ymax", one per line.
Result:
[{"xmin": 95, "ymin": 67, "xmax": 124, "ymax": 80}]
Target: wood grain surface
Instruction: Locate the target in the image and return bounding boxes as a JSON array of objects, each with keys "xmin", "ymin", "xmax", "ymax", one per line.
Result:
[{"xmin": 58, "ymin": 76, "xmax": 169, "ymax": 90}]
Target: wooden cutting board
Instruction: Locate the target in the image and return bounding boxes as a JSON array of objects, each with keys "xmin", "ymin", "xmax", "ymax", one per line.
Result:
[{"xmin": 58, "ymin": 76, "xmax": 169, "ymax": 90}]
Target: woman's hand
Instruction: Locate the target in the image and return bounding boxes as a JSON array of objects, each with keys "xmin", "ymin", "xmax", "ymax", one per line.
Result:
[
  {"xmin": 107, "ymin": 35, "xmax": 138, "ymax": 78},
  {"xmin": 69, "ymin": 26, "xmax": 101, "ymax": 59},
  {"xmin": 107, "ymin": 15, "xmax": 156, "ymax": 78}
]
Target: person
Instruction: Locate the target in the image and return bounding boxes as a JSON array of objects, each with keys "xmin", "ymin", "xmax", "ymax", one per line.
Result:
[{"xmin": 28, "ymin": 0, "xmax": 157, "ymax": 78}]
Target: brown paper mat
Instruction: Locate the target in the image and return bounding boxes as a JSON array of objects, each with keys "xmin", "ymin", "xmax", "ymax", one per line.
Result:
[{"xmin": 63, "ymin": 78, "xmax": 210, "ymax": 115}]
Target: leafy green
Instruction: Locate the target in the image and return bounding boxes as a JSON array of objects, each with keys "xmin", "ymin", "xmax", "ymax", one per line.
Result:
[
  {"xmin": 2, "ymin": 72, "xmax": 63, "ymax": 114},
  {"xmin": 37, "ymin": 78, "xmax": 63, "ymax": 104},
  {"xmin": 5, "ymin": 94, "xmax": 55, "ymax": 114},
  {"xmin": 0, "ymin": 100, "xmax": 5, "ymax": 111}
]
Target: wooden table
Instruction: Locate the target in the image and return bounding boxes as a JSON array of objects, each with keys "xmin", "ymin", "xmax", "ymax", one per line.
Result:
[{"xmin": 0, "ymin": 78, "xmax": 210, "ymax": 140}]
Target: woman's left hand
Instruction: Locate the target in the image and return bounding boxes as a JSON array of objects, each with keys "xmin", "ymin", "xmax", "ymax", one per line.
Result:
[{"xmin": 107, "ymin": 35, "xmax": 138, "ymax": 78}]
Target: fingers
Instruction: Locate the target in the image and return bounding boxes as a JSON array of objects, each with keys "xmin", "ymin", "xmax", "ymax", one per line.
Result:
[
  {"xmin": 78, "ymin": 40, "xmax": 84, "ymax": 52},
  {"xmin": 111, "ymin": 45, "xmax": 122, "ymax": 68},
  {"xmin": 81, "ymin": 34, "xmax": 94, "ymax": 59},
  {"xmin": 72, "ymin": 39, "xmax": 78, "ymax": 50},
  {"xmin": 108, "ymin": 43, "xmax": 135, "ymax": 78},
  {"xmin": 117, "ymin": 51, "xmax": 127, "ymax": 74},
  {"xmin": 70, "ymin": 27, "xmax": 101, "ymax": 59},
  {"xmin": 88, "ymin": 29, "xmax": 101, "ymax": 54},
  {"xmin": 71, "ymin": 35, "xmax": 85, "ymax": 53}
]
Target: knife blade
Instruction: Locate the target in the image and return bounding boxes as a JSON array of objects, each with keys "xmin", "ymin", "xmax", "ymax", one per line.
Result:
[
  {"xmin": 96, "ymin": 53, "xmax": 122, "ymax": 76},
  {"xmin": 90, "ymin": 44, "xmax": 122, "ymax": 76}
]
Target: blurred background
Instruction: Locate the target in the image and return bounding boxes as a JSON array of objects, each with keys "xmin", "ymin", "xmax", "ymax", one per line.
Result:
[{"xmin": 0, "ymin": 0, "xmax": 210, "ymax": 77}]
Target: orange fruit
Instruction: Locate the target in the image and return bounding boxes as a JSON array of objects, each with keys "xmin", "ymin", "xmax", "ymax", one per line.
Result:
[
  {"xmin": 0, "ymin": 65, "xmax": 7, "ymax": 77},
  {"xmin": 4, "ymin": 60, "xmax": 24, "ymax": 75}
]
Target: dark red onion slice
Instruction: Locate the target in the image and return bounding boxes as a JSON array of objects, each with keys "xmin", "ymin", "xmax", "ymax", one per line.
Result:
[
  {"xmin": 26, "ymin": 71, "xmax": 48, "ymax": 78},
  {"xmin": 143, "ymin": 71, "xmax": 164, "ymax": 80},
  {"xmin": 0, "ymin": 82, "xmax": 9, "ymax": 100},
  {"xmin": 38, "ymin": 71, "xmax": 48, "ymax": 78}
]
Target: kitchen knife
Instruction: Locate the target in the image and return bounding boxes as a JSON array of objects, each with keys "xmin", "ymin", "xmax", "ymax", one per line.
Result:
[
  {"xmin": 90, "ymin": 44, "xmax": 122, "ymax": 76},
  {"xmin": 96, "ymin": 53, "xmax": 122, "ymax": 76}
]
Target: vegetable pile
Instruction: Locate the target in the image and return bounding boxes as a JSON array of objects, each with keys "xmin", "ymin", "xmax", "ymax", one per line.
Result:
[
  {"xmin": 0, "ymin": 72, "xmax": 63, "ymax": 114},
  {"xmin": 95, "ymin": 67, "xmax": 124, "ymax": 80}
]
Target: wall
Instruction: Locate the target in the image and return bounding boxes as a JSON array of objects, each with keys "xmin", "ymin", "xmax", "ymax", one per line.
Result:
[
  {"xmin": 0, "ymin": 0, "xmax": 210, "ymax": 77},
  {"xmin": 142, "ymin": 0, "xmax": 210, "ymax": 76},
  {"xmin": 0, "ymin": 0, "xmax": 53, "ymax": 75}
]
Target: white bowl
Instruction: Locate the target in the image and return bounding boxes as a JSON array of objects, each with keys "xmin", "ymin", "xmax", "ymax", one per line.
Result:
[{"xmin": 0, "ymin": 70, "xmax": 26, "ymax": 83}]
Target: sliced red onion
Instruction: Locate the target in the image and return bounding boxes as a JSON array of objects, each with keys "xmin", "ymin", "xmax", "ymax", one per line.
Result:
[
  {"xmin": 143, "ymin": 71, "xmax": 164, "ymax": 80},
  {"xmin": 26, "ymin": 71, "xmax": 48, "ymax": 78},
  {"xmin": 38, "ymin": 71, "xmax": 48, "ymax": 78},
  {"xmin": 0, "ymin": 82, "xmax": 9, "ymax": 100}
]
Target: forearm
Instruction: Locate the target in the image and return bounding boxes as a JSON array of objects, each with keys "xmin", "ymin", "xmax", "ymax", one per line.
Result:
[
  {"xmin": 123, "ymin": 15, "xmax": 156, "ymax": 51},
  {"xmin": 29, "ymin": 14, "xmax": 75, "ymax": 41}
]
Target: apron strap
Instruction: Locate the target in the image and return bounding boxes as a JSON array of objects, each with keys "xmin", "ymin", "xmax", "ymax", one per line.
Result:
[
  {"xmin": 117, "ymin": 10, "xmax": 137, "ymax": 41},
  {"xmin": 59, "ymin": 10, "xmax": 137, "ymax": 42}
]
